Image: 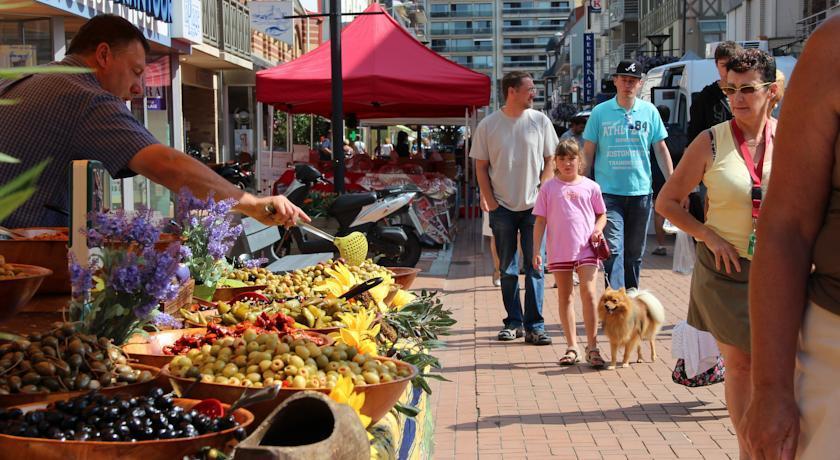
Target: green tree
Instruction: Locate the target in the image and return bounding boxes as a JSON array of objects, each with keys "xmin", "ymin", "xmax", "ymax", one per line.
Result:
[{"xmin": 273, "ymin": 112, "xmax": 331, "ymax": 149}]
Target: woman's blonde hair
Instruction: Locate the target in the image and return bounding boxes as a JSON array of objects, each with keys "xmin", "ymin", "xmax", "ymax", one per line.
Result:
[
  {"xmin": 768, "ymin": 69, "xmax": 786, "ymax": 116},
  {"xmin": 554, "ymin": 138, "xmax": 585, "ymax": 174}
]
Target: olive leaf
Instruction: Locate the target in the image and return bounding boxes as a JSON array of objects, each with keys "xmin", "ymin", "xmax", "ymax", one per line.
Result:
[{"xmin": 0, "ymin": 159, "xmax": 49, "ymax": 222}]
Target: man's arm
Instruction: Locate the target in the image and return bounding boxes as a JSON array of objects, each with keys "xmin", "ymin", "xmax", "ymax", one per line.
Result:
[
  {"xmin": 474, "ymin": 159, "xmax": 498, "ymax": 212},
  {"xmin": 652, "ymin": 140, "xmax": 674, "ymax": 180},
  {"xmin": 129, "ymin": 144, "xmax": 309, "ymax": 226},
  {"xmin": 583, "ymin": 140, "xmax": 596, "ymax": 177},
  {"xmin": 742, "ymin": 16, "xmax": 840, "ymax": 459}
]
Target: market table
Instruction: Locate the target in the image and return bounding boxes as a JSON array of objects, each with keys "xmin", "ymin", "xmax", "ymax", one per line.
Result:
[{"xmin": 369, "ymin": 384, "xmax": 434, "ymax": 460}]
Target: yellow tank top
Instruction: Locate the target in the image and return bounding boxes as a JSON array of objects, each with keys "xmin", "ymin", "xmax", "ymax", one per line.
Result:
[{"xmin": 702, "ymin": 120, "xmax": 773, "ymax": 260}]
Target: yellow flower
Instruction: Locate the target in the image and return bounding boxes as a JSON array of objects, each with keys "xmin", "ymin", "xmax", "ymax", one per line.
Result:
[
  {"xmin": 337, "ymin": 310, "xmax": 378, "ymax": 334},
  {"xmin": 389, "ymin": 289, "xmax": 416, "ymax": 310},
  {"xmin": 339, "ymin": 329, "xmax": 380, "ymax": 356},
  {"xmin": 314, "ymin": 263, "xmax": 357, "ymax": 298},
  {"xmin": 329, "ymin": 375, "xmax": 372, "ymax": 429},
  {"xmin": 366, "ymin": 271, "xmax": 393, "ymax": 310}
]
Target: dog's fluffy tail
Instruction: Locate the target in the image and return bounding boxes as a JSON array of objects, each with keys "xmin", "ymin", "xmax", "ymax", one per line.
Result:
[{"xmin": 629, "ymin": 290, "xmax": 666, "ymax": 325}]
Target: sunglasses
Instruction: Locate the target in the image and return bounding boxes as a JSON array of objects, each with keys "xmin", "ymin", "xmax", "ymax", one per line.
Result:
[{"xmin": 721, "ymin": 81, "xmax": 773, "ymax": 96}]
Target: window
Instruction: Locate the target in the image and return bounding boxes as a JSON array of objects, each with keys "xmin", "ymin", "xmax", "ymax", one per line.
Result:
[{"xmin": 0, "ymin": 17, "xmax": 52, "ymax": 65}]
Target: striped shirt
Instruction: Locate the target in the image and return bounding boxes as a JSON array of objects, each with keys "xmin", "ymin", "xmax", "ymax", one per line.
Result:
[{"xmin": 0, "ymin": 55, "xmax": 159, "ymax": 228}]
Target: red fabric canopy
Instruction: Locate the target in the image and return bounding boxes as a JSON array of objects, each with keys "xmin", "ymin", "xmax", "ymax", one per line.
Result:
[{"xmin": 256, "ymin": 3, "xmax": 490, "ymax": 119}]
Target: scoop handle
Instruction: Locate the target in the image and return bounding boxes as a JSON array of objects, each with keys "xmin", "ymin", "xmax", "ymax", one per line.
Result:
[{"xmin": 296, "ymin": 220, "xmax": 336, "ymax": 242}]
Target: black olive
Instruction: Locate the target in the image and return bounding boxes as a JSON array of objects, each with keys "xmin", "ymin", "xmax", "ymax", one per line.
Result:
[
  {"xmin": 157, "ymin": 428, "xmax": 173, "ymax": 439},
  {"xmin": 149, "ymin": 387, "xmax": 165, "ymax": 399},
  {"xmin": 128, "ymin": 397, "xmax": 139, "ymax": 407},
  {"xmin": 117, "ymin": 424, "xmax": 131, "ymax": 438},
  {"xmin": 76, "ymin": 432, "xmax": 90, "ymax": 441},
  {"xmin": 219, "ymin": 415, "xmax": 236, "ymax": 430},
  {"xmin": 24, "ymin": 425, "xmax": 39, "ymax": 438},
  {"xmin": 130, "ymin": 407, "xmax": 146, "ymax": 419},
  {"xmin": 46, "ymin": 426, "xmax": 62, "ymax": 439},
  {"xmin": 183, "ymin": 425, "xmax": 198, "ymax": 438},
  {"xmin": 233, "ymin": 426, "xmax": 247, "ymax": 441},
  {"xmin": 24, "ymin": 411, "xmax": 44, "ymax": 425},
  {"xmin": 141, "ymin": 426, "xmax": 154, "ymax": 439},
  {"xmin": 37, "ymin": 419, "xmax": 50, "ymax": 432},
  {"xmin": 63, "ymin": 429, "xmax": 75, "ymax": 439},
  {"xmin": 116, "ymin": 400, "xmax": 131, "ymax": 413},
  {"xmin": 7, "ymin": 409, "xmax": 22, "ymax": 420},
  {"xmin": 106, "ymin": 407, "xmax": 120, "ymax": 420}
]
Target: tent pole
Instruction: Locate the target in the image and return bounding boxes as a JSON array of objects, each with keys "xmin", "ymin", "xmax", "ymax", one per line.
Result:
[
  {"xmin": 464, "ymin": 107, "xmax": 470, "ymax": 220},
  {"xmin": 330, "ymin": 0, "xmax": 346, "ymax": 194}
]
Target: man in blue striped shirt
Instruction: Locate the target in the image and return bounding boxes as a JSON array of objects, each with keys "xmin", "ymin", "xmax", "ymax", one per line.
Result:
[{"xmin": 0, "ymin": 14, "xmax": 308, "ymax": 229}]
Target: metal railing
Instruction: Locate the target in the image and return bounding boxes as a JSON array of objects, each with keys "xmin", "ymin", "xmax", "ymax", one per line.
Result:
[
  {"xmin": 502, "ymin": 61, "xmax": 548, "ymax": 68},
  {"xmin": 203, "ymin": 0, "xmax": 251, "ymax": 60},
  {"xmin": 504, "ymin": 43, "xmax": 549, "ymax": 50},
  {"xmin": 502, "ymin": 24, "xmax": 563, "ymax": 33},
  {"xmin": 640, "ymin": 0, "xmax": 680, "ymax": 39},
  {"xmin": 502, "ymin": 7, "xmax": 572, "ymax": 15},
  {"xmin": 608, "ymin": 0, "xmax": 640, "ymax": 28},
  {"xmin": 431, "ymin": 44, "xmax": 493, "ymax": 52},
  {"xmin": 432, "ymin": 27, "xmax": 494, "ymax": 35},
  {"xmin": 796, "ymin": 2, "xmax": 840, "ymax": 41},
  {"xmin": 430, "ymin": 10, "xmax": 492, "ymax": 18},
  {"xmin": 607, "ymin": 42, "xmax": 640, "ymax": 71}
]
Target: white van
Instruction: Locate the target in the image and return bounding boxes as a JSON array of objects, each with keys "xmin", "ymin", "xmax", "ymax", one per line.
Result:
[{"xmin": 640, "ymin": 56, "xmax": 796, "ymax": 156}]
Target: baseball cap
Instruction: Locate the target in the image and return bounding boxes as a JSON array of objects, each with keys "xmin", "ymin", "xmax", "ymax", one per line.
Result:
[{"xmin": 613, "ymin": 60, "xmax": 643, "ymax": 78}]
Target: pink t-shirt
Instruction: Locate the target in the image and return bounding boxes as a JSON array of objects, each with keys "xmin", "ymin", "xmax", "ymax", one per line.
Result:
[{"xmin": 533, "ymin": 177, "xmax": 606, "ymax": 264}]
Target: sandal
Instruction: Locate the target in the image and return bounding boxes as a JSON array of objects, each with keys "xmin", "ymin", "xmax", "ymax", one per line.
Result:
[
  {"xmin": 585, "ymin": 346, "xmax": 606, "ymax": 369},
  {"xmin": 559, "ymin": 348, "xmax": 580, "ymax": 366}
]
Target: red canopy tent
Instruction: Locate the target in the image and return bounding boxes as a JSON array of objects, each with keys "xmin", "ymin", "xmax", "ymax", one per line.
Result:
[{"xmin": 255, "ymin": 3, "xmax": 490, "ymax": 119}]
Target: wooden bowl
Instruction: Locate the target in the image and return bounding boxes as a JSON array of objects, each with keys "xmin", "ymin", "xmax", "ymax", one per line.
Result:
[
  {"xmin": 0, "ymin": 263, "xmax": 53, "ymax": 317},
  {"xmin": 162, "ymin": 356, "xmax": 417, "ymax": 425},
  {"xmin": 0, "ymin": 363, "xmax": 160, "ymax": 407},
  {"xmin": 0, "ymin": 398, "xmax": 253, "ymax": 460},
  {"xmin": 122, "ymin": 329, "xmax": 334, "ymax": 369},
  {"xmin": 388, "ymin": 267, "xmax": 422, "ymax": 289},
  {"xmin": 0, "ymin": 227, "xmax": 69, "ymax": 293},
  {"xmin": 213, "ymin": 285, "xmax": 269, "ymax": 302}
]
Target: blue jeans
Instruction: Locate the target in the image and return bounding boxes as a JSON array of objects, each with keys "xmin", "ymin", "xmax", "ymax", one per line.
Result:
[
  {"xmin": 489, "ymin": 206, "xmax": 544, "ymax": 332},
  {"xmin": 602, "ymin": 193, "xmax": 653, "ymax": 290}
]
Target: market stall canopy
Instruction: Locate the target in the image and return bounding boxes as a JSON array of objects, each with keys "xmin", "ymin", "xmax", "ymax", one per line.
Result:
[{"xmin": 255, "ymin": 3, "xmax": 490, "ymax": 119}]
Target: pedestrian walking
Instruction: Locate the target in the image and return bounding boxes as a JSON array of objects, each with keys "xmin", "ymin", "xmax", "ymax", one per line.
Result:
[
  {"xmin": 533, "ymin": 139, "xmax": 607, "ymax": 367},
  {"xmin": 656, "ymin": 48, "xmax": 780, "ymax": 459},
  {"xmin": 582, "ymin": 60, "xmax": 674, "ymax": 290},
  {"xmin": 559, "ymin": 112, "xmax": 589, "ymax": 151},
  {"xmin": 471, "ymin": 71, "xmax": 559, "ymax": 344},
  {"xmin": 740, "ymin": 16, "xmax": 840, "ymax": 460},
  {"xmin": 688, "ymin": 41, "xmax": 741, "ymax": 143}
]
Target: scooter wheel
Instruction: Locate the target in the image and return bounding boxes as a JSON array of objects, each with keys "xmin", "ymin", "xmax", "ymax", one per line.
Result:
[{"xmin": 378, "ymin": 227, "xmax": 422, "ymax": 267}]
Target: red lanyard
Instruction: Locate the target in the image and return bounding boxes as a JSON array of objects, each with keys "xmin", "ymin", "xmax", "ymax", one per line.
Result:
[{"xmin": 730, "ymin": 118, "xmax": 772, "ymax": 220}]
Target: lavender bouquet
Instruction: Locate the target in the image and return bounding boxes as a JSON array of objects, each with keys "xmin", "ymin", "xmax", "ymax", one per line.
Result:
[
  {"xmin": 69, "ymin": 208, "xmax": 186, "ymax": 345},
  {"xmin": 172, "ymin": 189, "xmax": 243, "ymax": 298}
]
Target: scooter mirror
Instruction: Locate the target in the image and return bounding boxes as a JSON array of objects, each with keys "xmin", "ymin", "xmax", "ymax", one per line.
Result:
[{"xmin": 295, "ymin": 163, "xmax": 323, "ymax": 183}]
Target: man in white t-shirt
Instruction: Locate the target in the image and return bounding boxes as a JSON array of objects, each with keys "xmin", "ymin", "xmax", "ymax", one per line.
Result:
[{"xmin": 470, "ymin": 71, "xmax": 559, "ymax": 345}]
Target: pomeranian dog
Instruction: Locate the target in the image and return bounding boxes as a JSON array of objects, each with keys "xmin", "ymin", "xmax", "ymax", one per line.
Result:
[{"xmin": 598, "ymin": 288, "xmax": 665, "ymax": 369}]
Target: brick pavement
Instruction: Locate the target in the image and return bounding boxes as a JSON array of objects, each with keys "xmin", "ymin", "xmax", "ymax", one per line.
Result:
[{"xmin": 411, "ymin": 220, "xmax": 737, "ymax": 459}]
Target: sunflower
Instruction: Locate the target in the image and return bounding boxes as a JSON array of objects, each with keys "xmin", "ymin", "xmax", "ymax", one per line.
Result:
[
  {"xmin": 328, "ymin": 375, "xmax": 373, "ymax": 434},
  {"xmin": 314, "ymin": 262, "xmax": 357, "ymax": 298},
  {"xmin": 389, "ymin": 289, "xmax": 416, "ymax": 310}
]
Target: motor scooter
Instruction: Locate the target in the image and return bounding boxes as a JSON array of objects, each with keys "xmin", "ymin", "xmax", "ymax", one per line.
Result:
[{"xmin": 275, "ymin": 164, "xmax": 424, "ymax": 267}]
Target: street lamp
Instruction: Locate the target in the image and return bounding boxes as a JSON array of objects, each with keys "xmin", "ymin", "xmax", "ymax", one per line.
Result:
[{"xmin": 647, "ymin": 34, "xmax": 670, "ymax": 56}]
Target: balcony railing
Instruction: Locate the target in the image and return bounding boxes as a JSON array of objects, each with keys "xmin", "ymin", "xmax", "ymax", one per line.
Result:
[
  {"xmin": 796, "ymin": 2, "xmax": 840, "ymax": 41},
  {"xmin": 202, "ymin": 0, "xmax": 251, "ymax": 60},
  {"xmin": 503, "ymin": 24, "xmax": 563, "ymax": 33},
  {"xmin": 432, "ymin": 27, "xmax": 494, "ymax": 35},
  {"xmin": 430, "ymin": 10, "xmax": 492, "ymax": 18},
  {"xmin": 607, "ymin": 42, "xmax": 640, "ymax": 72},
  {"xmin": 504, "ymin": 43, "xmax": 549, "ymax": 50},
  {"xmin": 432, "ymin": 45, "xmax": 493, "ymax": 53},
  {"xmin": 502, "ymin": 7, "xmax": 571, "ymax": 15},
  {"xmin": 640, "ymin": 0, "xmax": 680, "ymax": 39},
  {"xmin": 503, "ymin": 61, "xmax": 547, "ymax": 68},
  {"xmin": 608, "ymin": 0, "xmax": 639, "ymax": 28}
]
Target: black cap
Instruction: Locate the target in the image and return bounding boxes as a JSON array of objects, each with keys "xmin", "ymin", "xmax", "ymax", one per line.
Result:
[{"xmin": 613, "ymin": 60, "xmax": 643, "ymax": 78}]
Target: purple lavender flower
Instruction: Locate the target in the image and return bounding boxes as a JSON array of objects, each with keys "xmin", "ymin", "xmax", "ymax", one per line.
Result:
[
  {"xmin": 68, "ymin": 255, "xmax": 94, "ymax": 298},
  {"xmin": 151, "ymin": 312, "xmax": 183, "ymax": 329},
  {"xmin": 242, "ymin": 257, "xmax": 268, "ymax": 269},
  {"xmin": 124, "ymin": 206, "xmax": 161, "ymax": 249},
  {"xmin": 109, "ymin": 253, "xmax": 142, "ymax": 294}
]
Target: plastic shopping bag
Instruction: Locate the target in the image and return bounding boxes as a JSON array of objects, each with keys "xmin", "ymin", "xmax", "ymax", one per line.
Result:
[{"xmin": 673, "ymin": 230, "xmax": 696, "ymax": 274}]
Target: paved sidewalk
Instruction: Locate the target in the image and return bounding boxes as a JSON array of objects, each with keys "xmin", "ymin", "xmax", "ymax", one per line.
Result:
[{"xmin": 411, "ymin": 220, "xmax": 737, "ymax": 459}]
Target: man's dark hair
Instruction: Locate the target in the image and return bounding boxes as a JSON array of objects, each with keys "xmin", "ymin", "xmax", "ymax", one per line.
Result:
[
  {"xmin": 68, "ymin": 14, "xmax": 150, "ymax": 55},
  {"xmin": 727, "ymin": 48, "xmax": 777, "ymax": 83},
  {"xmin": 501, "ymin": 71, "xmax": 532, "ymax": 99},
  {"xmin": 714, "ymin": 41, "xmax": 741, "ymax": 61}
]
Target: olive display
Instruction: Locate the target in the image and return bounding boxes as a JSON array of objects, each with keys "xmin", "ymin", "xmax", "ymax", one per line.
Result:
[
  {"xmin": 215, "ymin": 296, "xmax": 369, "ymax": 329},
  {"xmin": 0, "ymin": 387, "xmax": 247, "ymax": 442},
  {"xmin": 168, "ymin": 330, "xmax": 410, "ymax": 389},
  {"xmin": 0, "ymin": 323, "xmax": 154, "ymax": 395},
  {"xmin": 0, "ymin": 255, "xmax": 24, "ymax": 280},
  {"xmin": 226, "ymin": 259, "xmax": 393, "ymax": 299}
]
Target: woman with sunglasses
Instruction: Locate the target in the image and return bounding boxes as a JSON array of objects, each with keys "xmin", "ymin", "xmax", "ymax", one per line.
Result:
[{"xmin": 655, "ymin": 48, "xmax": 779, "ymax": 458}]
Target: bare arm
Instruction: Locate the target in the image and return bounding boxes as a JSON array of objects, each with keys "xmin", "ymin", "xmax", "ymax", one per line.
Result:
[
  {"xmin": 474, "ymin": 159, "xmax": 498, "ymax": 212},
  {"xmin": 652, "ymin": 140, "xmax": 674, "ymax": 180},
  {"xmin": 532, "ymin": 215, "xmax": 546, "ymax": 269},
  {"xmin": 743, "ymin": 16, "xmax": 840, "ymax": 459},
  {"xmin": 540, "ymin": 156, "xmax": 554, "ymax": 184},
  {"xmin": 583, "ymin": 140, "xmax": 596, "ymax": 177},
  {"xmin": 129, "ymin": 144, "xmax": 309, "ymax": 226}
]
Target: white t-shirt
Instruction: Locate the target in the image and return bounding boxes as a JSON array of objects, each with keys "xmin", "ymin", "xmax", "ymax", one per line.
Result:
[
  {"xmin": 380, "ymin": 143, "xmax": 394, "ymax": 157},
  {"xmin": 469, "ymin": 108, "xmax": 559, "ymax": 211}
]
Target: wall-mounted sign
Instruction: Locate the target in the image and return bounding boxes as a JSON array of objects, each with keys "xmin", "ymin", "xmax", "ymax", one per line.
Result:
[
  {"xmin": 171, "ymin": 0, "xmax": 202, "ymax": 43},
  {"xmin": 583, "ymin": 33, "xmax": 595, "ymax": 102},
  {"xmin": 250, "ymin": 1, "xmax": 294, "ymax": 46},
  {"xmin": 589, "ymin": 0, "xmax": 602, "ymax": 14},
  {"xmin": 113, "ymin": 0, "xmax": 173, "ymax": 23},
  {"xmin": 146, "ymin": 97, "xmax": 166, "ymax": 110}
]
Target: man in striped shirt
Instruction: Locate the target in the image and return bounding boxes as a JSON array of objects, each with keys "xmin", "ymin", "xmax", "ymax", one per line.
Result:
[{"xmin": 0, "ymin": 14, "xmax": 308, "ymax": 228}]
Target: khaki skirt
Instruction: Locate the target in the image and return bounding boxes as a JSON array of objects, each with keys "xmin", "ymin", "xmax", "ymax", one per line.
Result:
[{"xmin": 687, "ymin": 242, "xmax": 752, "ymax": 353}]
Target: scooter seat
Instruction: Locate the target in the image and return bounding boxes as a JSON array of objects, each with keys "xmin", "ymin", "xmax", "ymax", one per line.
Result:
[{"xmin": 330, "ymin": 192, "xmax": 377, "ymax": 213}]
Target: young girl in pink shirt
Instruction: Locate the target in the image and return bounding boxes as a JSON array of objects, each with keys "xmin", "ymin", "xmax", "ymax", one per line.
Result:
[{"xmin": 533, "ymin": 139, "xmax": 608, "ymax": 368}]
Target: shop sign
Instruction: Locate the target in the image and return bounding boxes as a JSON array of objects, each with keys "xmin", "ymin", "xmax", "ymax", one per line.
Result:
[
  {"xmin": 35, "ymin": 0, "xmax": 172, "ymax": 46},
  {"xmin": 583, "ymin": 33, "xmax": 595, "ymax": 102},
  {"xmin": 146, "ymin": 97, "xmax": 166, "ymax": 110},
  {"xmin": 113, "ymin": 0, "xmax": 173, "ymax": 23},
  {"xmin": 250, "ymin": 1, "xmax": 294, "ymax": 46},
  {"xmin": 589, "ymin": 0, "xmax": 602, "ymax": 14},
  {"xmin": 171, "ymin": 0, "xmax": 202, "ymax": 44}
]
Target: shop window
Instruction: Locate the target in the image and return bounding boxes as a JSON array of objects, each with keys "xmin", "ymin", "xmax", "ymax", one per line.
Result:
[{"xmin": 0, "ymin": 17, "xmax": 52, "ymax": 66}]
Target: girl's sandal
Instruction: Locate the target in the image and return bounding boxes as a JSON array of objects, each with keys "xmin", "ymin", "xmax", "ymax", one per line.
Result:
[
  {"xmin": 585, "ymin": 346, "xmax": 606, "ymax": 369},
  {"xmin": 559, "ymin": 348, "xmax": 580, "ymax": 366}
]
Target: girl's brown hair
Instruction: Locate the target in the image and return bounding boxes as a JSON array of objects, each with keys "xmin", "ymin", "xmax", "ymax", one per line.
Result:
[{"xmin": 554, "ymin": 139, "xmax": 585, "ymax": 174}]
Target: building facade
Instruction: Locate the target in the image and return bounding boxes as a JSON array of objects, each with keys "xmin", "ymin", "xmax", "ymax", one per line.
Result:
[{"xmin": 639, "ymin": 0, "xmax": 726, "ymax": 59}]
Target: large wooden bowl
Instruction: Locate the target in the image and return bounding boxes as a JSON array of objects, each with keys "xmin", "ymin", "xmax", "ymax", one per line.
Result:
[
  {"xmin": 0, "ymin": 227, "xmax": 69, "ymax": 293},
  {"xmin": 0, "ymin": 363, "xmax": 160, "ymax": 407},
  {"xmin": 122, "ymin": 329, "xmax": 334, "ymax": 369},
  {"xmin": 0, "ymin": 398, "xmax": 253, "ymax": 460},
  {"xmin": 388, "ymin": 267, "xmax": 422, "ymax": 289},
  {"xmin": 162, "ymin": 356, "xmax": 417, "ymax": 425},
  {"xmin": 0, "ymin": 263, "xmax": 53, "ymax": 317}
]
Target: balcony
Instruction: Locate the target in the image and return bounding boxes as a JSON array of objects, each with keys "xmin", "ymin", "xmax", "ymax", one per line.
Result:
[
  {"xmin": 502, "ymin": 61, "xmax": 547, "ymax": 68},
  {"xmin": 202, "ymin": 0, "xmax": 251, "ymax": 61},
  {"xmin": 432, "ymin": 44, "xmax": 493, "ymax": 53},
  {"xmin": 502, "ymin": 24, "xmax": 564, "ymax": 33},
  {"xmin": 432, "ymin": 27, "xmax": 494, "ymax": 35},
  {"xmin": 430, "ymin": 10, "xmax": 492, "ymax": 18},
  {"xmin": 640, "ymin": 0, "xmax": 680, "ymax": 39},
  {"xmin": 504, "ymin": 42, "xmax": 549, "ymax": 50},
  {"xmin": 502, "ymin": 7, "xmax": 571, "ymax": 16},
  {"xmin": 607, "ymin": 42, "xmax": 640, "ymax": 72},
  {"xmin": 608, "ymin": 0, "xmax": 639, "ymax": 29},
  {"xmin": 797, "ymin": 2, "xmax": 840, "ymax": 41}
]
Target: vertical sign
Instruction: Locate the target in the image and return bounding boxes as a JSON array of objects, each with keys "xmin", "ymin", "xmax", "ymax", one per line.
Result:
[{"xmin": 583, "ymin": 33, "xmax": 595, "ymax": 103}]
